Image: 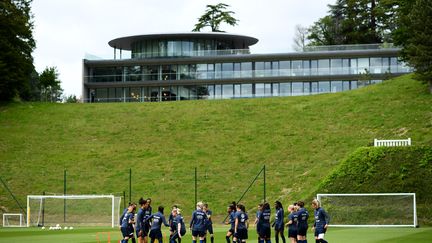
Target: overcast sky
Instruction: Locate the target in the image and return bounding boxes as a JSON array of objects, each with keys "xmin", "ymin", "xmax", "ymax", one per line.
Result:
[{"xmin": 32, "ymin": 0, "xmax": 334, "ymax": 97}]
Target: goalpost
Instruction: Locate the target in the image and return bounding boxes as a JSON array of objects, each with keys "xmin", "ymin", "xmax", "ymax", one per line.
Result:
[
  {"xmin": 316, "ymin": 193, "xmax": 418, "ymax": 228},
  {"xmin": 26, "ymin": 195, "xmax": 122, "ymax": 228},
  {"xmin": 3, "ymin": 213, "xmax": 25, "ymax": 227}
]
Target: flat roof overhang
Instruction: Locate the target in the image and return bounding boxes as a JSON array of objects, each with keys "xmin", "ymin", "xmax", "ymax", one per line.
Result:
[{"xmin": 108, "ymin": 33, "xmax": 259, "ymax": 50}]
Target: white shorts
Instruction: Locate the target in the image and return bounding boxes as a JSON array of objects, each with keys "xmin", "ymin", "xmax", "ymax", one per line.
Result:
[{"xmin": 317, "ymin": 233, "xmax": 325, "ymax": 239}]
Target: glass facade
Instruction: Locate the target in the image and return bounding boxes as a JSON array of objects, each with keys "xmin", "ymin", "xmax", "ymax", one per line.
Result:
[
  {"xmin": 86, "ymin": 57, "xmax": 410, "ymax": 83},
  {"xmin": 131, "ymin": 38, "xmax": 249, "ymax": 58},
  {"xmin": 88, "ymin": 80, "xmax": 372, "ymax": 102},
  {"xmin": 85, "ymin": 34, "xmax": 412, "ymax": 103}
]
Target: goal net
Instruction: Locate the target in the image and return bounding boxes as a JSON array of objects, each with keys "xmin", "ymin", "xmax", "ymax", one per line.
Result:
[
  {"xmin": 27, "ymin": 195, "xmax": 122, "ymax": 228},
  {"xmin": 316, "ymin": 193, "xmax": 417, "ymax": 227},
  {"xmin": 3, "ymin": 213, "xmax": 25, "ymax": 227}
]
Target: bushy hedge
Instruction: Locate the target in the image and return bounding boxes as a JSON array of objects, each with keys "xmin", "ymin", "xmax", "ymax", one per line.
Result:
[{"xmin": 317, "ymin": 146, "xmax": 432, "ymax": 225}]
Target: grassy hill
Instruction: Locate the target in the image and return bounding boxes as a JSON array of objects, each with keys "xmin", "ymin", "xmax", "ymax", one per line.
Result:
[{"xmin": 0, "ymin": 74, "xmax": 431, "ymax": 222}]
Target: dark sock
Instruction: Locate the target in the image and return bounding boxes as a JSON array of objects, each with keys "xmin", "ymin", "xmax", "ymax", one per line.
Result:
[
  {"xmin": 132, "ymin": 238, "xmax": 136, "ymax": 243},
  {"xmin": 275, "ymin": 235, "xmax": 279, "ymax": 243},
  {"xmin": 316, "ymin": 240, "xmax": 320, "ymax": 243},
  {"xmin": 259, "ymin": 240, "xmax": 264, "ymax": 243},
  {"xmin": 193, "ymin": 240, "xmax": 197, "ymax": 243},
  {"xmin": 226, "ymin": 236, "xmax": 231, "ymax": 243},
  {"xmin": 211, "ymin": 236, "xmax": 214, "ymax": 243},
  {"xmin": 204, "ymin": 238, "xmax": 207, "ymax": 243},
  {"xmin": 321, "ymin": 240, "xmax": 328, "ymax": 243},
  {"xmin": 266, "ymin": 240, "xmax": 271, "ymax": 243},
  {"xmin": 281, "ymin": 234, "xmax": 285, "ymax": 243}
]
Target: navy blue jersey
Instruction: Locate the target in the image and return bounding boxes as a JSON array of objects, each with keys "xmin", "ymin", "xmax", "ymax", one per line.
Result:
[
  {"xmin": 258, "ymin": 208, "xmax": 271, "ymax": 228},
  {"xmin": 205, "ymin": 210, "xmax": 213, "ymax": 225},
  {"xmin": 190, "ymin": 209, "xmax": 208, "ymax": 231},
  {"xmin": 171, "ymin": 215, "xmax": 185, "ymax": 232},
  {"xmin": 235, "ymin": 211, "xmax": 248, "ymax": 230},
  {"xmin": 288, "ymin": 212, "xmax": 298, "ymax": 231},
  {"xmin": 136, "ymin": 208, "xmax": 145, "ymax": 231},
  {"xmin": 149, "ymin": 211, "xmax": 169, "ymax": 230},
  {"xmin": 121, "ymin": 212, "xmax": 134, "ymax": 228},
  {"xmin": 119, "ymin": 208, "xmax": 128, "ymax": 226},
  {"xmin": 297, "ymin": 208, "xmax": 309, "ymax": 228},
  {"xmin": 143, "ymin": 207, "xmax": 152, "ymax": 226},
  {"xmin": 314, "ymin": 207, "xmax": 329, "ymax": 229},
  {"xmin": 274, "ymin": 208, "xmax": 284, "ymax": 229},
  {"xmin": 229, "ymin": 211, "xmax": 236, "ymax": 229}
]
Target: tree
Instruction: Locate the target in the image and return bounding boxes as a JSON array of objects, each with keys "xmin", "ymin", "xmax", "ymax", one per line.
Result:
[
  {"xmin": 0, "ymin": 0, "xmax": 35, "ymax": 101},
  {"xmin": 192, "ymin": 3, "xmax": 239, "ymax": 32},
  {"xmin": 398, "ymin": 0, "xmax": 432, "ymax": 93},
  {"xmin": 39, "ymin": 66, "xmax": 63, "ymax": 102},
  {"xmin": 292, "ymin": 25, "xmax": 309, "ymax": 51},
  {"xmin": 64, "ymin": 94, "xmax": 78, "ymax": 103},
  {"xmin": 307, "ymin": 0, "xmax": 396, "ymax": 46}
]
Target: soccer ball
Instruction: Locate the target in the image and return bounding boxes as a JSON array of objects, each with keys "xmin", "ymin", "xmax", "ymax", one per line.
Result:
[
  {"xmin": 41, "ymin": 226, "xmax": 45, "ymax": 230},
  {"xmin": 69, "ymin": 226, "xmax": 73, "ymax": 230},
  {"xmin": 63, "ymin": 226, "xmax": 68, "ymax": 230}
]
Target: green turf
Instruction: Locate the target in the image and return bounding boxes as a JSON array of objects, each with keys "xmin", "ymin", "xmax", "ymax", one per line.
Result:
[
  {"xmin": 0, "ymin": 74, "xmax": 431, "ymax": 222},
  {"xmin": 0, "ymin": 226, "xmax": 431, "ymax": 243}
]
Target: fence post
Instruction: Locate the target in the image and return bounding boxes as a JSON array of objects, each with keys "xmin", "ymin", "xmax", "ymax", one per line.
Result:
[
  {"xmin": 263, "ymin": 165, "xmax": 266, "ymax": 202},
  {"xmin": 42, "ymin": 191, "xmax": 45, "ymax": 226},
  {"xmin": 64, "ymin": 169, "xmax": 67, "ymax": 223},
  {"xmin": 123, "ymin": 191, "xmax": 126, "ymax": 210},
  {"xmin": 129, "ymin": 168, "xmax": 132, "ymax": 203},
  {"xmin": 194, "ymin": 167, "xmax": 197, "ymax": 208}
]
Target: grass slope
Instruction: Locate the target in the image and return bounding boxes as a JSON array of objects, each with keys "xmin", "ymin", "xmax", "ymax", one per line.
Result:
[{"xmin": 0, "ymin": 74, "xmax": 431, "ymax": 220}]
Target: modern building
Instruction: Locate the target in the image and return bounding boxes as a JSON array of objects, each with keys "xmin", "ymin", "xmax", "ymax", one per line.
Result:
[{"xmin": 82, "ymin": 33, "xmax": 411, "ymax": 102}]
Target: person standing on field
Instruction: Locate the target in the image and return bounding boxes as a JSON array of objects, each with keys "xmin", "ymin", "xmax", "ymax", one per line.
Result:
[
  {"xmin": 234, "ymin": 204, "xmax": 249, "ymax": 243},
  {"xmin": 225, "ymin": 202, "xmax": 237, "ymax": 243},
  {"xmin": 273, "ymin": 201, "xmax": 286, "ymax": 243},
  {"xmin": 190, "ymin": 202, "xmax": 208, "ymax": 243},
  {"xmin": 296, "ymin": 201, "xmax": 309, "ymax": 243},
  {"xmin": 311, "ymin": 199, "xmax": 329, "ymax": 243},
  {"xmin": 285, "ymin": 205, "xmax": 298, "ymax": 243}
]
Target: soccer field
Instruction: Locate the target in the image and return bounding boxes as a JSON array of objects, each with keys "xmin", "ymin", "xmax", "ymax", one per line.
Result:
[{"xmin": 1, "ymin": 226, "xmax": 431, "ymax": 243}]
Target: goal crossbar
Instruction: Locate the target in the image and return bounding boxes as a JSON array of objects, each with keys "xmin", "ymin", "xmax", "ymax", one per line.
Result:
[
  {"xmin": 317, "ymin": 193, "xmax": 417, "ymax": 228},
  {"xmin": 26, "ymin": 194, "xmax": 118, "ymax": 228}
]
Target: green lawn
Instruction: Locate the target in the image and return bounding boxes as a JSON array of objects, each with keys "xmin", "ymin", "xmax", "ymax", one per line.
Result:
[{"xmin": 1, "ymin": 226, "xmax": 431, "ymax": 243}]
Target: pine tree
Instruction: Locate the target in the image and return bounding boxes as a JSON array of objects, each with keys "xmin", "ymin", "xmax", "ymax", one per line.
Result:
[{"xmin": 401, "ymin": 0, "xmax": 432, "ymax": 93}]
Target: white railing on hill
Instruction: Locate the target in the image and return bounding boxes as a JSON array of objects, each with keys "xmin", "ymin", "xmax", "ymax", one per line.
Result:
[{"xmin": 374, "ymin": 138, "xmax": 411, "ymax": 147}]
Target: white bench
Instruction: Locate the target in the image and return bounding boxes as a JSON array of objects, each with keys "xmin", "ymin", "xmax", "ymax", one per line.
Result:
[{"xmin": 373, "ymin": 138, "xmax": 411, "ymax": 147}]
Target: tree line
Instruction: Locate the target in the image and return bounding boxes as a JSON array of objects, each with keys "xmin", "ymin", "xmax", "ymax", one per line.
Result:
[{"xmin": 292, "ymin": 0, "xmax": 432, "ymax": 92}]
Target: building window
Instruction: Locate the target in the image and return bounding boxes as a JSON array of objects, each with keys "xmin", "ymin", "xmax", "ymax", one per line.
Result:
[
  {"xmin": 292, "ymin": 82, "xmax": 303, "ymax": 96},
  {"xmin": 222, "ymin": 84, "xmax": 233, "ymax": 99},
  {"xmin": 241, "ymin": 84, "xmax": 253, "ymax": 98},
  {"xmin": 319, "ymin": 81, "xmax": 330, "ymax": 93},
  {"xmin": 280, "ymin": 83, "xmax": 291, "ymax": 96},
  {"xmin": 279, "ymin": 61, "xmax": 290, "ymax": 76},
  {"xmin": 318, "ymin": 59, "xmax": 330, "ymax": 75}
]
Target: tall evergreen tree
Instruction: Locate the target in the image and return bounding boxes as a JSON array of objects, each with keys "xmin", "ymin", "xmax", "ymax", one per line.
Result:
[
  {"xmin": 307, "ymin": 0, "xmax": 395, "ymax": 46},
  {"xmin": 0, "ymin": 0, "xmax": 35, "ymax": 101},
  {"xmin": 398, "ymin": 0, "xmax": 432, "ymax": 93}
]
